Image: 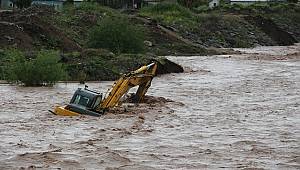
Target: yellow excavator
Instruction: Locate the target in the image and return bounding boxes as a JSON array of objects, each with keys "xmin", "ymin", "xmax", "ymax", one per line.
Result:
[{"xmin": 52, "ymin": 62, "xmax": 158, "ymax": 117}]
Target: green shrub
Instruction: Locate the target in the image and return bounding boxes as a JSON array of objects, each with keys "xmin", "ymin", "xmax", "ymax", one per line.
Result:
[
  {"xmin": 87, "ymin": 18, "xmax": 145, "ymax": 54},
  {"xmin": 4, "ymin": 49, "xmax": 66, "ymax": 86},
  {"xmin": 140, "ymin": 2, "xmax": 195, "ymax": 27}
]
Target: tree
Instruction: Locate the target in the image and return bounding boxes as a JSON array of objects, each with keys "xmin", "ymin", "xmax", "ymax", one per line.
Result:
[
  {"xmin": 87, "ymin": 18, "xmax": 145, "ymax": 54},
  {"xmin": 5, "ymin": 49, "xmax": 66, "ymax": 86}
]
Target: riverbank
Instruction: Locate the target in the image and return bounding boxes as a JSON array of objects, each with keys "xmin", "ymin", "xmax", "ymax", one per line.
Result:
[{"xmin": 0, "ymin": 2, "xmax": 299, "ymax": 82}]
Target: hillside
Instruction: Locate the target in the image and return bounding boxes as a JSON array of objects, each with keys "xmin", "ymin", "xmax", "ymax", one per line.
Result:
[
  {"xmin": 0, "ymin": 2, "xmax": 299, "ymax": 82},
  {"xmin": 140, "ymin": 2, "xmax": 300, "ymax": 48},
  {"xmin": 0, "ymin": 3, "xmax": 208, "ymax": 55}
]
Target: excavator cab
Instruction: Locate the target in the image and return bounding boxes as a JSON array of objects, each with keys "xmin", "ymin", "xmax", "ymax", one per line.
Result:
[
  {"xmin": 67, "ymin": 86, "xmax": 103, "ymax": 116},
  {"xmin": 70, "ymin": 86, "xmax": 102, "ymax": 109},
  {"xmin": 53, "ymin": 86, "xmax": 104, "ymax": 117}
]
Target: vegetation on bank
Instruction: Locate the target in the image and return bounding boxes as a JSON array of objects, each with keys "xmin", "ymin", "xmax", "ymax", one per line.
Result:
[
  {"xmin": 0, "ymin": 48, "xmax": 155, "ymax": 85},
  {"xmin": 140, "ymin": 2, "xmax": 299, "ymax": 48},
  {"xmin": 63, "ymin": 49, "xmax": 153, "ymax": 82},
  {"xmin": 140, "ymin": 2, "xmax": 194, "ymax": 26},
  {"xmin": 140, "ymin": 3, "xmax": 271, "ymax": 48},
  {"xmin": 46, "ymin": 2, "xmax": 119, "ymax": 47},
  {"xmin": 87, "ymin": 18, "xmax": 145, "ymax": 54},
  {"xmin": 1, "ymin": 2, "xmax": 299, "ymax": 86},
  {"xmin": 211, "ymin": 3, "xmax": 300, "ymax": 42},
  {"xmin": 0, "ymin": 49, "xmax": 66, "ymax": 86},
  {"xmin": 43, "ymin": 2, "xmax": 207, "ymax": 55},
  {"xmin": 0, "ymin": 3, "xmax": 149, "ymax": 86}
]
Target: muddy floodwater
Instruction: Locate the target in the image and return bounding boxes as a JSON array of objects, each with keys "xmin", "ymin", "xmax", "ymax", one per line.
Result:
[{"xmin": 1, "ymin": 45, "xmax": 300, "ymax": 170}]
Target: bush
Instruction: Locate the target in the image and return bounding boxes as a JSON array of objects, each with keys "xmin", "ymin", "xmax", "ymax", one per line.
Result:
[
  {"xmin": 87, "ymin": 18, "xmax": 145, "ymax": 54},
  {"xmin": 4, "ymin": 49, "xmax": 66, "ymax": 86},
  {"xmin": 140, "ymin": 2, "xmax": 195, "ymax": 27}
]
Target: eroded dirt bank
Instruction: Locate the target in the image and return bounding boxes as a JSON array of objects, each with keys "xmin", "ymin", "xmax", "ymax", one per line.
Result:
[{"xmin": 0, "ymin": 45, "xmax": 300, "ymax": 169}]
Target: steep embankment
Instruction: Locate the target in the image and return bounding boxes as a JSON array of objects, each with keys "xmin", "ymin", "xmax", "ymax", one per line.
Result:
[
  {"xmin": 245, "ymin": 15, "xmax": 297, "ymax": 46},
  {"xmin": 0, "ymin": 4, "xmax": 207, "ymax": 55},
  {"xmin": 0, "ymin": 7, "xmax": 81, "ymax": 52},
  {"xmin": 130, "ymin": 15, "xmax": 212, "ymax": 55},
  {"xmin": 0, "ymin": 5, "xmax": 185, "ymax": 81},
  {"xmin": 139, "ymin": 3, "xmax": 300, "ymax": 48}
]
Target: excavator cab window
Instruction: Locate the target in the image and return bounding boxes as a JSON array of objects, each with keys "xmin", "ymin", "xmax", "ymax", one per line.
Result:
[
  {"xmin": 69, "ymin": 88, "xmax": 103, "ymax": 110},
  {"xmin": 92, "ymin": 96, "xmax": 102, "ymax": 109},
  {"xmin": 74, "ymin": 95, "xmax": 90, "ymax": 107}
]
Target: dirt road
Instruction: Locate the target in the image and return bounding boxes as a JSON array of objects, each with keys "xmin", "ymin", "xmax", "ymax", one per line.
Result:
[{"xmin": 0, "ymin": 45, "xmax": 299, "ymax": 169}]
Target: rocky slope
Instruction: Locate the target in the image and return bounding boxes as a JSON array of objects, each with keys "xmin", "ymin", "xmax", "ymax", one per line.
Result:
[{"xmin": 139, "ymin": 3, "xmax": 300, "ymax": 48}]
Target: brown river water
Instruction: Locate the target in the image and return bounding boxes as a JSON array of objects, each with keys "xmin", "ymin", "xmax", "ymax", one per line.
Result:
[{"xmin": 0, "ymin": 45, "xmax": 299, "ymax": 170}]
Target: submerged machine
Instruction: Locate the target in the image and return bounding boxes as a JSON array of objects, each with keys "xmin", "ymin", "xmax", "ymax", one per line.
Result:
[{"xmin": 52, "ymin": 62, "xmax": 158, "ymax": 117}]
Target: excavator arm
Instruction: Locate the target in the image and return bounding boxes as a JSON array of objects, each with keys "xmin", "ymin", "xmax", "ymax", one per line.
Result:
[{"xmin": 98, "ymin": 62, "xmax": 157, "ymax": 111}]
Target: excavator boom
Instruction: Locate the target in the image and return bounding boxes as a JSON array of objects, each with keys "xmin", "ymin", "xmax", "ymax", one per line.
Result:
[{"xmin": 99, "ymin": 62, "xmax": 157, "ymax": 111}]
